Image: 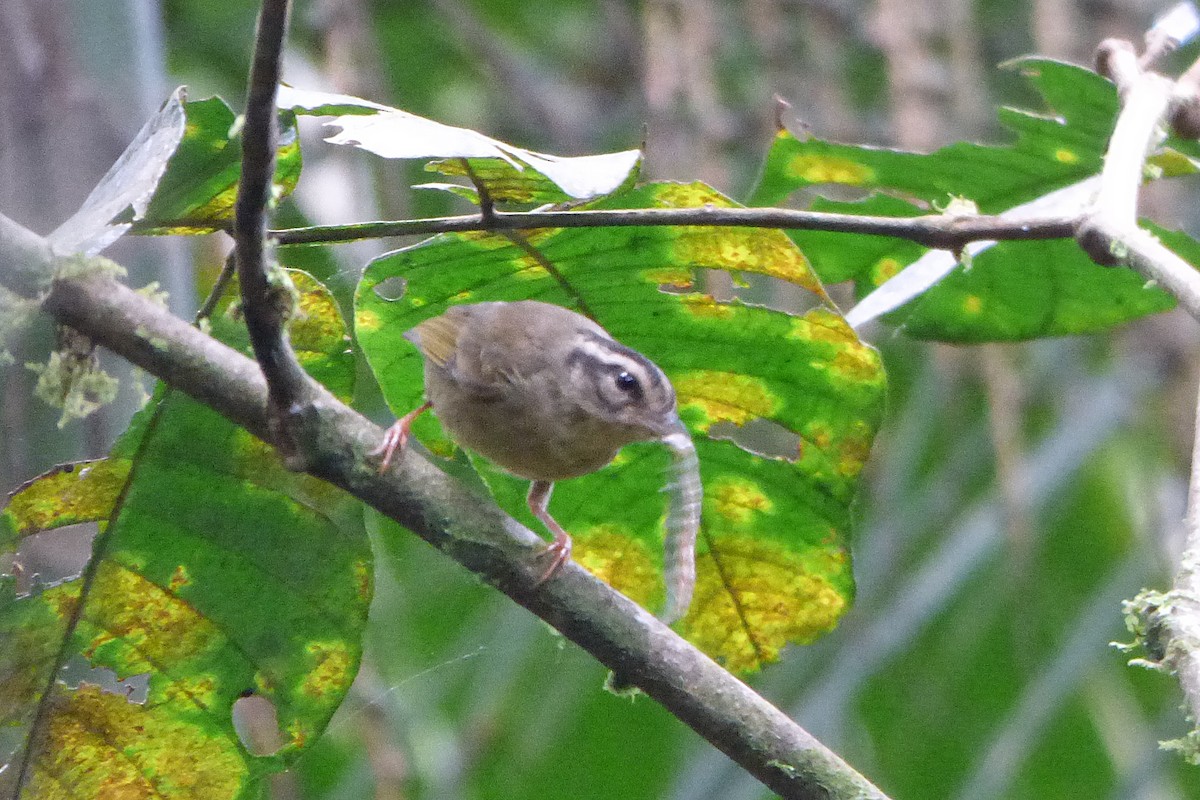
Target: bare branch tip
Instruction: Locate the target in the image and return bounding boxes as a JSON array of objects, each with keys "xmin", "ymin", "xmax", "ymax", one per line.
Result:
[{"xmin": 1170, "ymin": 51, "xmax": 1200, "ymax": 139}]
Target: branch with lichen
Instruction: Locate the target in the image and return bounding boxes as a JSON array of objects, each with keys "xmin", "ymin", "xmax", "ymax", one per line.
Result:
[
  {"xmin": 0, "ymin": 211, "xmax": 891, "ymax": 800},
  {"xmin": 1093, "ymin": 36, "xmax": 1200, "ymax": 763}
]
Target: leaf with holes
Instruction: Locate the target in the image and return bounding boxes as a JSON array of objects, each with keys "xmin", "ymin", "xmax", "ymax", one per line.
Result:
[
  {"xmin": 278, "ymin": 86, "xmax": 641, "ymax": 205},
  {"xmin": 749, "ymin": 58, "xmax": 1189, "ymax": 340},
  {"xmin": 0, "ymin": 273, "xmax": 367, "ymax": 799},
  {"xmin": 355, "ymin": 181, "xmax": 885, "ymax": 672}
]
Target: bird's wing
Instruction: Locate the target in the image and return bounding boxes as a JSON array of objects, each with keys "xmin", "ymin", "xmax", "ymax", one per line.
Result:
[
  {"xmin": 406, "ymin": 313, "xmax": 459, "ymax": 369},
  {"xmin": 407, "ymin": 308, "xmax": 515, "ymax": 397}
]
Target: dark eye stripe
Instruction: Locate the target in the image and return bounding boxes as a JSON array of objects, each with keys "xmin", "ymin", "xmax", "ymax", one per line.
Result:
[
  {"xmin": 570, "ymin": 330, "xmax": 665, "ymax": 392},
  {"xmin": 562, "ymin": 336, "xmax": 669, "ymax": 414},
  {"xmin": 564, "ymin": 343, "xmax": 656, "ymax": 394},
  {"xmin": 562, "ymin": 356, "xmax": 629, "ymax": 412}
]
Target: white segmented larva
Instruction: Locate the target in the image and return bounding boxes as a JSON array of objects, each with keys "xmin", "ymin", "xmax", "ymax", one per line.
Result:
[{"xmin": 660, "ymin": 430, "xmax": 701, "ymax": 625}]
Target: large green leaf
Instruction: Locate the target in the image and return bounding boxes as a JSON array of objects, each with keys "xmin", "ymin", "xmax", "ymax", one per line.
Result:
[
  {"xmin": 125, "ymin": 96, "xmax": 302, "ymax": 236},
  {"xmin": 893, "ymin": 237, "xmax": 1175, "ymax": 341},
  {"xmin": 0, "ymin": 274, "xmax": 367, "ymax": 799},
  {"xmin": 751, "ymin": 59, "xmax": 1122, "ymax": 211},
  {"xmin": 748, "ymin": 58, "xmax": 1190, "ymax": 341},
  {"xmin": 354, "ymin": 181, "xmax": 885, "ymax": 672}
]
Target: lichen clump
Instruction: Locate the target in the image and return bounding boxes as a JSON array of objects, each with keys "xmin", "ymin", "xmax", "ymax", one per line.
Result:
[{"xmin": 27, "ymin": 330, "xmax": 119, "ymax": 428}]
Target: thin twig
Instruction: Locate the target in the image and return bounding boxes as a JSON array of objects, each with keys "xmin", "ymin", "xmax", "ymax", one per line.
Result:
[
  {"xmin": 235, "ymin": 0, "xmax": 309, "ymax": 428},
  {"xmin": 459, "ymin": 158, "xmax": 496, "ymax": 225},
  {"xmin": 194, "ymin": 250, "xmax": 238, "ymax": 324},
  {"xmin": 1168, "ymin": 47, "xmax": 1200, "ymax": 139},
  {"xmin": 270, "ymin": 206, "xmax": 1079, "ymax": 249},
  {"xmin": 498, "ymin": 231, "xmax": 598, "ymax": 321},
  {"xmin": 457, "ymin": 159, "xmax": 599, "ymax": 318}
]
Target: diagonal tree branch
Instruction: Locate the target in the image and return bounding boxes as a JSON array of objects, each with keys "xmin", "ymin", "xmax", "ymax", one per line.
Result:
[
  {"xmin": 4, "ymin": 0, "xmax": 893, "ymax": 783},
  {"xmin": 0, "ymin": 209, "xmax": 889, "ymax": 800}
]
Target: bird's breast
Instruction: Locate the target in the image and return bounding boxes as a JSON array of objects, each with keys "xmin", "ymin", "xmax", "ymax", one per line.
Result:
[{"xmin": 424, "ymin": 363, "xmax": 619, "ymax": 481}]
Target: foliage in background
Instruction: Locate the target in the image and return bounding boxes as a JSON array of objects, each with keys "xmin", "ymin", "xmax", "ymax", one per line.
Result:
[{"xmin": 3, "ymin": 1, "xmax": 1200, "ymax": 799}]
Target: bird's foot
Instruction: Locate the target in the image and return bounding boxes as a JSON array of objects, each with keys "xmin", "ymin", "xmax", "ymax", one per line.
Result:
[
  {"xmin": 371, "ymin": 400, "xmax": 432, "ymax": 471},
  {"xmin": 533, "ymin": 531, "xmax": 572, "ymax": 585}
]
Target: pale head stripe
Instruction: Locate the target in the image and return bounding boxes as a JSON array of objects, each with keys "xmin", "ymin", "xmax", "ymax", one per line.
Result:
[{"xmin": 567, "ymin": 330, "xmax": 665, "ymax": 391}]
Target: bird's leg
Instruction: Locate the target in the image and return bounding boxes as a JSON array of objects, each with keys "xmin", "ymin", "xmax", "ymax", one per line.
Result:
[
  {"xmin": 372, "ymin": 400, "xmax": 433, "ymax": 470},
  {"xmin": 527, "ymin": 479, "xmax": 572, "ymax": 583}
]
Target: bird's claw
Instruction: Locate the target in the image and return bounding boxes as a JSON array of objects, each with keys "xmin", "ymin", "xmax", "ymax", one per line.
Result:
[
  {"xmin": 533, "ymin": 532, "xmax": 572, "ymax": 585},
  {"xmin": 370, "ymin": 422, "xmax": 407, "ymax": 471},
  {"xmin": 372, "ymin": 401, "xmax": 433, "ymax": 472}
]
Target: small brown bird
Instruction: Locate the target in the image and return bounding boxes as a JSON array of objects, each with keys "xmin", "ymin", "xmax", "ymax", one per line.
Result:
[{"xmin": 375, "ymin": 300, "xmax": 701, "ymax": 623}]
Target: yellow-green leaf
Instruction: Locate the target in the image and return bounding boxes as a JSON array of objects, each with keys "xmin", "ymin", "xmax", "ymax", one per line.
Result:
[
  {"xmin": 0, "ymin": 271, "xmax": 366, "ymax": 798},
  {"xmin": 355, "ymin": 181, "xmax": 886, "ymax": 672}
]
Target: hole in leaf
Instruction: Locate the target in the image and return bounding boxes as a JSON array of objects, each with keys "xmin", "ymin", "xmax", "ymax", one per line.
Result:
[
  {"xmin": 372, "ymin": 276, "xmax": 408, "ymax": 301},
  {"xmin": 0, "ymin": 721, "xmax": 25, "ymax": 769},
  {"xmin": 705, "ymin": 268, "xmax": 736, "ymax": 302},
  {"xmin": 657, "ymin": 270, "xmax": 828, "ymax": 317},
  {"xmin": 13, "ymin": 523, "xmax": 98, "ymax": 595},
  {"xmin": 233, "ymin": 694, "xmax": 286, "ymax": 756},
  {"xmin": 730, "ymin": 273, "xmax": 828, "ymax": 316},
  {"xmin": 60, "ymin": 653, "xmax": 149, "ymax": 704},
  {"xmin": 710, "ymin": 418, "xmax": 801, "ymax": 462}
]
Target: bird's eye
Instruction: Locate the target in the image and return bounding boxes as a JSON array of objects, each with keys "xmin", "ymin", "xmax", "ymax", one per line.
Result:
[{"xmin": 614, "ymin": 371, "xmax": 642, "ymax": 396}]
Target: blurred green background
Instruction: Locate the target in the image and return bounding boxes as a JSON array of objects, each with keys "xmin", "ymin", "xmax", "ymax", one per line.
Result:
[{"xmin": 3, "ymin": 1, "xmax": 1199, "ymax": 798}]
